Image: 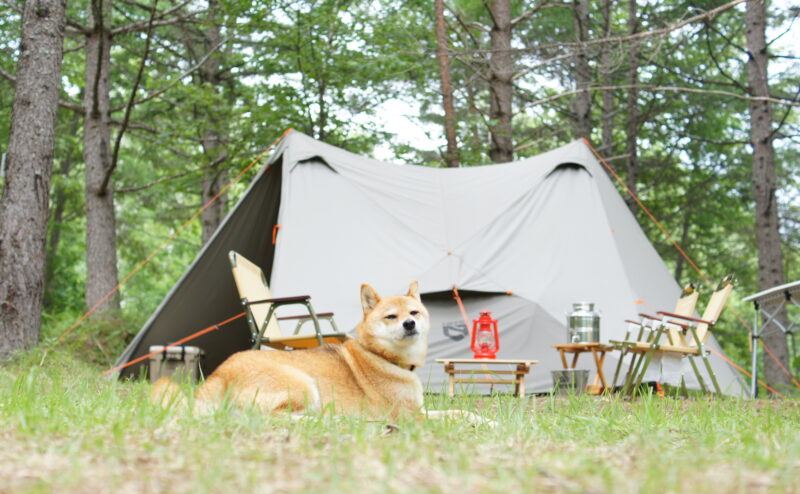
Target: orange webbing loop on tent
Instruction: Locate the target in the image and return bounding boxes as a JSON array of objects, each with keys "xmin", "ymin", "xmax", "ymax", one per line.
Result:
[
  {"xmin": 707, "ymin": 347, "xmax": 786, "ymax": 399},
  {"xmin": 272, "ymin": 225, "xmax": 282, "ymax": 245},
  {"xmin": 101, "ymin": 311, "xmax": 246, "ymax": 377},
  {"xmin": 583, "ymin": 139, "xmax": 796, "ymax": 395},
  {"xmin": 54, "ymin": 128, "xmax": 294, "ymax": 346}
]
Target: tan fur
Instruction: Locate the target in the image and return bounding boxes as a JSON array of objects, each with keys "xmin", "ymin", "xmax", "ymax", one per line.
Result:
[{"xmin": 153, "ymin": 281, "xmax": 430, "ymax": 421}]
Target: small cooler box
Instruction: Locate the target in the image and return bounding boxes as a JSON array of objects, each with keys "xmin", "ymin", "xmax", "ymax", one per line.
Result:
[{"xmin": 148, "ymin": 345, "xmax": 204, "ymax": 383}]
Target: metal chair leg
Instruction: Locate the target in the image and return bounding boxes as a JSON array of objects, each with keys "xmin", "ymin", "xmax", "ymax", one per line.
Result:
[
  {"xmin": 688, "ymin": 357, "xmax": 708, "ymax": 394},
  {"xmin": 632, "ymin": 348, "xmax": 658, "ymax": 395},
  {"xmin": 304, "ymin": 300, "xmax": 324, "ymax": 346},
  {"xmin": 254, "ymin": 304, "xmax": 278, "ymax": 349},
  {"xmin": 611, "ymin": 348, "xmax": 627, "ymax": 388}
]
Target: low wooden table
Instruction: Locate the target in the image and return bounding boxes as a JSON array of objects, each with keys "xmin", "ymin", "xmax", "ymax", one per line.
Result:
[
  {"xmin": 435, "ymin": 358, "xmax": 539, "ymax": 397},
  {"xmin": 551, "ymin": 343, "xmax": 610, "ymax": 394}
]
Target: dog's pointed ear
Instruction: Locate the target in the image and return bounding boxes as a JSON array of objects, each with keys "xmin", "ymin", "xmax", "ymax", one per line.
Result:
[
  {"xmin": 361, "ymin": 284, "xmax": 381, "ymax": 314},
  {"xmin": 407, "ymin": 280, "xmax": 420, "ymax": 301}
]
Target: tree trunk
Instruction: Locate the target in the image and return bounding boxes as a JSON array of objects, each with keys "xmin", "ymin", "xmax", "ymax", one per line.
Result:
[
  {"xmin": 624, "ymin": 0, "xmax": 639, "ymax": 213},
  {"xmin": 0, "ymin": 0, "xmax": 66, "ymax": 357},
  {"xmin": 197, "ymin": 0, "xmax": 228, "ymax": 244},
  {"xmin": 572, "ymin": 0, "xmax": 592, "ymax": 140},
  {"xmin": 745, "ymin": 0, "xmax": 792, "ymax": 389},
  {"xmin": 487, "ymin": 0, "xmax": 513, "ymax": 163},
  {"xmin": 600, "ymin": 0, "xmax": 614, "ymax": 152},
  {"xmin": 201, "ymin": 168, "xmax": 227, "ymax": 244},
  {"xmin": 83, "ymin": 0, "xmax": 120, "ymax": 314},
  {"xmin": 435, "ymin": 0, "xmax": 459, "ymax": 168},
  {"xmin": 45, "ymin": 144, "xmax": 75, "ymax": 289}
]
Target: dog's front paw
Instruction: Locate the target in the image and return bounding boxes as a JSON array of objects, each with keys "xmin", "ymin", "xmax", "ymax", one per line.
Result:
[
  {"xmin": 422, "ymin": 409, "xmax": 497, "ymax": 427},
  {"xmin": 459, "ymin": 410, "xmax": 498, "ymax": 428}
]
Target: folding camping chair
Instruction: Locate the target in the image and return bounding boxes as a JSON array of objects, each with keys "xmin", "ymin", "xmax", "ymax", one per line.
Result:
[
  {"xmin": 616, "ymin": 276, "xmax": 734, "ymax": 395},
  {"xmin": 229, "ymin": 251, "xmax": 349, "ymax": 350},
  {"xmin": 609, "ymin": 283, "xmax": 699, "ymax": 392}
]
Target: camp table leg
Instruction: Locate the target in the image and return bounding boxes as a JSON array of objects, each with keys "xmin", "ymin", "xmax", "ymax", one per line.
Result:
[
  {"xmin": 557, "ymin": 349, "xmax": 568, "ymax": 369},
  {"xmin": 571, "ymin": 352, "xmax": 580, "ymax": 369},
  {"xmin": 515, "ymin": 363, "xmax": 529, "ymax": 397},
  {"xmin": 445, "ymin": 362, "xmax": 455, "ymax": 397},
  {"xmin": 591, "ymin": 348, "xmax": 608, "ymax": 391}
]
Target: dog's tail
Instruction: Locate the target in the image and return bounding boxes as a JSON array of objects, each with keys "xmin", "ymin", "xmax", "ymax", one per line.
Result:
[{"xmin": 151, "ymin": 376, "xmax": 189, "ymax": 410}]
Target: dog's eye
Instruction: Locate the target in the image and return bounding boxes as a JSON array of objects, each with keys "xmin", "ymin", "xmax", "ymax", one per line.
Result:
[
  {"xmin": 410, "ymin": 311, "xmax": 419, "ymax": 316},
  {"xmin": 385, "ymin": 314, "xmax": 397, "ymax": 320}
]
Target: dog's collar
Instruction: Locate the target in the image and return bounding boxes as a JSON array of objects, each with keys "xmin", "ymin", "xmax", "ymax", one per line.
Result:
[{"xmin": 392, "ymin": 362, "xmax": 415, "ymax": 372}]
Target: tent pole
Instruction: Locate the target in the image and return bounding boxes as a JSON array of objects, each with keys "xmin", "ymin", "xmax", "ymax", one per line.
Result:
[{"xmin": 751, "ymin": 302, "xmax": 759, "ymax": 399}]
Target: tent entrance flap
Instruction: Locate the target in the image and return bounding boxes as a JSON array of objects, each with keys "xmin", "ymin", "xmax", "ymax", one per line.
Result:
[{"xmin": 421, "ymin": 291, "xmax": 586, "ymax": 393}]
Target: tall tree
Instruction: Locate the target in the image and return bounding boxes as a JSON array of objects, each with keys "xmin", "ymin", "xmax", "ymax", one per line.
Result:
[
  {"xmin": 487, "ymin": 0, "xmax": 514, "ymax": 163},
  {"xmin": 623, "ymin": 0, "xmax": 640, "ymax": 213},
  {"xmin": 435, "ymin": 0, "xmax": 459, "ymax": 167},
  {"xmin": 571, "ymin": 0, "xmax": 591, "ymax": 139},
  {"xmin": 188, "ymin": 0, "xmax": 230, "ymax": 244},
  {"xmin": 599, "ymin": 0, "xmax": 614, "ymax": 152},
  {"xmin": 745, "ymin": 0, "xmax": 792, "ymax": 389},
  {"xmin": 83, "ymin": 0, "xmax": 120, "ymax": 313},
  {"xmin": 0, "ymin": 0, "xmax": 66, "ymax": 357}
]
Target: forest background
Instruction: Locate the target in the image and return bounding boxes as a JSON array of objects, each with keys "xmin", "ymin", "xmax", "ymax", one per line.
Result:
[{"xmin": 0, "ymin": 0, "xmax": 798, "ymax": 393}]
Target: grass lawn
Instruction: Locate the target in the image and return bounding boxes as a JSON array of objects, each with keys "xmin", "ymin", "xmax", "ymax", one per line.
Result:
[{"xmin": 1, "ymin": 350, "xmax": 798, "ymax": 494}]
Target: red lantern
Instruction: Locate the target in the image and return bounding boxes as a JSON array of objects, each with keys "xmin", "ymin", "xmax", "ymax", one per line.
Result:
[{"xmin": 471, "ymin": 310, "xmax": 500, "ymax": 359}]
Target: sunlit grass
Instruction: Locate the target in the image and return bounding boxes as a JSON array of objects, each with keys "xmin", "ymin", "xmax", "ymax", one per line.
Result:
[{"xmin": 1, "ymin": 349, "xmax": 798, "ymax": 493}]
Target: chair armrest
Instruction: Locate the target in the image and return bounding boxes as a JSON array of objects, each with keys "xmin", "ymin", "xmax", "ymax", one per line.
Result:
[
  {"xmin": 638, "ymin": 313, "xmax": 661, "ymax": 321},
  {"xmin": 277, "ymin": 312, "xmax": 334, "ymax": 321},
  {"xmin": 625, "ymin": 319, "xmax": 643, "ymax": 325},
  {"xmin": 608, "ymin": 339, "xmax": 636, "ymax": 348},
  {"xmin": 656, "ymin": 311, "xmax": 716, "ymax": 326},
  {"xmin": 246, "ymin": 295, "xmax": 311, "ymax": 306}
]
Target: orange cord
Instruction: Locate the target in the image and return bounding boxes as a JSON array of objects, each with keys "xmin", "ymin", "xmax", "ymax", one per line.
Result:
[
  {"xmin": 55, "ymin": 128, "xmax": 293, "ymax": 346},
  {"xmin": 452, "ymin": 286, "xmax": 471, "ymax": 337},
  {"xmin": 101, "ymin": 311, "xmax": 246, "ymax": 377},
  {"xmin": 758, "ymin": 338, "xmax": 800, "ymax": 388},
  {"xmin": 708, "ymin": 347, "xmax": 786, "ymax": 398}
]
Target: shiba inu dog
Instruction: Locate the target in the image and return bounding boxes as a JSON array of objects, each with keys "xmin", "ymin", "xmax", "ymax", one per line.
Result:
[{"xmin": 153, "ymin": 281, "xmax": 492, "ymax": 424}]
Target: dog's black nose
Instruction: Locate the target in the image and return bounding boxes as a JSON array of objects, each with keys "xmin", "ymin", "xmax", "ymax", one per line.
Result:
[{"xmin": 403, "ymin": 319, "xmax": 416, "ymax": 331}]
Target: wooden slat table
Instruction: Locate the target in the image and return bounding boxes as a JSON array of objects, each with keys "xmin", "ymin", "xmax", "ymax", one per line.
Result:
[
  {"xmin": 435, "ymin": 358, "xmax": 539, "ymax": 397},
  {"xmin": 551, "ymin": 343, "xmax": 611, "ymax": 394}
]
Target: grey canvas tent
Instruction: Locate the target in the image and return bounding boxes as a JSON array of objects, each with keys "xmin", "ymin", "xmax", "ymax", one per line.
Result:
[{"xmin": 115, "ymin": 131, "xmax": 746, "ymax": 395}]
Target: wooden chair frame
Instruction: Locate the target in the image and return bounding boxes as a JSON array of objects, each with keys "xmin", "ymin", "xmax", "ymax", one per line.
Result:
[
  {"xmin": 609, "ymin": 283, "xmax": 699, "ymax": 393},
  {"xmin": 617, "ymin": 276, "xmax": 734, "ymax": 395},
  {"xmin": 229, "ymin": 251, "xmax": 348, "ymax": 350}
]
